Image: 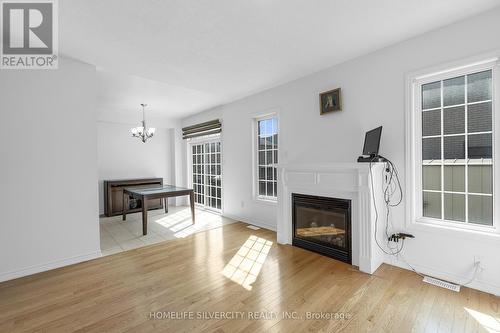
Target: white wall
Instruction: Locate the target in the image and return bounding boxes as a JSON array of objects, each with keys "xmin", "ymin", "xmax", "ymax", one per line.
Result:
[
  {"xmin": 182, "ymin": 8, "xmax": 500, "ymax": 294},
  {"xmin": 0, "ymin": 57, "xmax": 100, "ymax": 281},
  {"xmin": 97, "ymin": 121, "xmax": 174, "ymax": 214}
]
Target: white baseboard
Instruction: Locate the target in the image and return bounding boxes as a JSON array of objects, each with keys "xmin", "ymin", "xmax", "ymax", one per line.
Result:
[
  {"xmin": 387, "ymin": 257, "xmax": 500, "ymax": 296},
  {"xmin": 359, "ymin": 255, "xmax": 384, "ymax": 275},
  {"xmin": 0, "ymin": 251, "xmax": 102, "ymax": 283},
  {"xmin": 223, "ymin": 213, "xmax": 276, "ymax": 232}
]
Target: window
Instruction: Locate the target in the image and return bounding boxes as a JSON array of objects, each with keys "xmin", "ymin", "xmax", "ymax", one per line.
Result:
[
  {"xmin": 410, "ymin": 59, "xmax": 498, "ymax": 230},
  {"xmin": 190, "ymin": 139, "xmax": 222, "ymax": 211},
  {"xmin": 256, "ymin": 116, "xmax": 278, "ymax": 200}
]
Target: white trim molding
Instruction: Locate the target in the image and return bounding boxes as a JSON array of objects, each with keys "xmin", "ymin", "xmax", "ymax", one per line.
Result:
[
  {"xmin": 252, "ymin": 112, "xmax": 280, "ymax": 203},
  {"xmin": 186, "ymin": 134, "xmax": 224, "ymax": 214},
  {"xmin": 405, "ymin": 55, "xmax": 500, "ymax": 237},
  {"xmin": 0, "ymin": 251, "xmax": 102, "ymax": 283},
  {"xmin": 223, "ymin": 213, "xmax": 277, "ymax": 232},
  {"xmin": 277, "ymin": 162, "xmax": 386, "ymax": 274},
  {"xmin": 388, "ymin": 256, "xmax": 500, "ymax": 296}
]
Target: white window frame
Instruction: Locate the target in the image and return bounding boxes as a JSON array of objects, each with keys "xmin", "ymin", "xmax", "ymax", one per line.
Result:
[
  {"xmin": 253, "ymin": 113, "xmax": 279, "ymax": 203},
  {"xmin": 187, "ymin": 134, "xmax": 223, "ymax": 214},
  {"xmin": 405, "ymin": 56, "xmax": 500, "ymax": 235}
]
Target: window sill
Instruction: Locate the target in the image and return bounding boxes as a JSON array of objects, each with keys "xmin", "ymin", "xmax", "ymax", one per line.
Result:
[
  {"xmin": 255, "ymin": 197, "xmax": 278, "ymax": 206},
  {"xmin": 409, "ymin": 217, "xmax": 500, "ymax": 243}
]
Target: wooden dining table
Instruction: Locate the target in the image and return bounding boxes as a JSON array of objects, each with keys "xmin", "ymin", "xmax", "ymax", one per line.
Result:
[{"xmin": 122, "ymin": 185, "xmax": 195, "ymax": 235}]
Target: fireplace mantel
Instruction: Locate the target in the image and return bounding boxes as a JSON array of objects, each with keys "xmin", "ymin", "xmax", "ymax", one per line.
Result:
[{"xmin": 277, "ymin": 162, "xmax": 386, "ymax": 274}]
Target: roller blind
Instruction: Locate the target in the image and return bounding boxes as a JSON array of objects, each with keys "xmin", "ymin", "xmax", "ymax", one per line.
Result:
[{"xmin": 182, "ymin": 119, "xmax": 221, "ymax": 139}]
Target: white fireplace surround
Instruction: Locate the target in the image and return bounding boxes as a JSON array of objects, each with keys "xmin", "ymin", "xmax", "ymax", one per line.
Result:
[{"xmin": 277, "ymin": 162, "xmax": 386, "ymax": 274}]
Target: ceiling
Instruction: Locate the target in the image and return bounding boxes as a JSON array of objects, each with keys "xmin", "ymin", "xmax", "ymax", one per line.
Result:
[{"xmin": 60, "ymin": 0, "xmax": 500, "ymax": 119}]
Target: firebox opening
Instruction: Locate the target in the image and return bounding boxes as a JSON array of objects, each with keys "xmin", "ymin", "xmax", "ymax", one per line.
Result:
[{"xmin": 292, "ymin": 193, "xmax": 352, "ymax": 264}]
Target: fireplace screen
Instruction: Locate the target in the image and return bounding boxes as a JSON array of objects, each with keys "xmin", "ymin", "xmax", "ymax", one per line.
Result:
[{"xmin": 292, "ymin": 194, "xmax": 351, "ymax": 264}]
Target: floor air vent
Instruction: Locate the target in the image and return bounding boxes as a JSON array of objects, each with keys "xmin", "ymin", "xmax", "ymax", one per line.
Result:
[
  {"xmin": 423, "ymin": 276, "xmax": 460, "ymax": 292},
  {"xmin": 246, "ymin": 225, "xmax": 260, "ymax": 230}
]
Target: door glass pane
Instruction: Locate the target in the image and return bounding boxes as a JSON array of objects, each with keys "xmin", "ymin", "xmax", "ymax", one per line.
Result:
[
  {"xmin": 422, "ymin": 110, "xmax": 441, "ymax": 136},
  {"xmin": 192, "ymin": 141, "xmax": 222, "ymax": 210},
  {"xmin": 468, "ymin": 195, "xmax": 493, "ymax": 225},
  {"xmin": 444, "ymin": 135, "xmax": 465, "ymax": 159},
  {"xmin": 443, "ymin": 76, "xmax": 465, "ymax": 106},
  {"xmin": 192, "ymin": 144, "xmax": 205, "ymax": 205},
  {"xmin": 423, "ymin": 166, "xmax": 441, "ymax": 191},
  {"xmin": 422, "ymin": 137, "xmax": 441, "ymax": 160},
  {"xmin": 443, "ymin": 106, "xmax": 465, "ymax": 135},
  {"xmin": 468, "ymin": 166, "xmax": 492, "ymax": 194},
  {"xmin": 444, "ymin": 193, "xmax": 465, "ymax": 222},
  {"xmin": 467, "ymin": 70, "xmax": 492, "ymax": 103},
  {"xmin": 444, "ymin": 166, "xmax": 465, "ymax": 192},
  {"xmin": 468, "ymin": 102, "xmax": 492, "ymax": 133},
  {"xmin": 422, "ymin": 81, "xmax": 441, "ymax": 109},
  {"xmin": 468, "ymin": 134, "xmax": 492, "ymax": 159},
  {"xmin": 423, "ymin": 192, "xmax": 441, "ymax": 219}
]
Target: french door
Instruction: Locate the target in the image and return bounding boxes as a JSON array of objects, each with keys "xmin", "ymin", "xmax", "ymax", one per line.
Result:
[{"xmin": 191, "ymin": 139, "xmax": 222, "ymax": 212}]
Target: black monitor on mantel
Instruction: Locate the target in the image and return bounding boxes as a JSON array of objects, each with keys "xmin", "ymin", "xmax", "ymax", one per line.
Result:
[
  {"xmin": 357, "ymin": 126, "xmax": 385, "ymax": 162},
  {"xmin": 363, "ymin": 126, "xmax": 382, "ymax": 156}
]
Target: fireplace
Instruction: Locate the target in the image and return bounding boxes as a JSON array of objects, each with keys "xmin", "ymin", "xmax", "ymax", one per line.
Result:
[{"xmin": 292, "ymin": 193, "xmax": 352, "ymax": 264}]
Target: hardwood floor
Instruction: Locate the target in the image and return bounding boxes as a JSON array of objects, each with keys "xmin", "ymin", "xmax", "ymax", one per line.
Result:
[{"xmin": 0, "ymin": 222, "xmax": 498, "ymax": 332}]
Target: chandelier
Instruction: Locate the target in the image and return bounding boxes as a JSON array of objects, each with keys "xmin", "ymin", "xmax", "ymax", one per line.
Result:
[{"xmin": 130, "ymin": 104, "xmax": 156, "ymax": 143}]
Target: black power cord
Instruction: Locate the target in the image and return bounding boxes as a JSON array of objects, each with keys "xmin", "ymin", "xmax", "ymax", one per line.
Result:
[
  {"xmin": 370, "ymin": 156, "xmax": 481, "ymax": 285},
  {"xmin": 369, "ymin": 156, "xmax": 427, "ymax": 278},
  {"xmin": 369, "ymin": 155, "xmax": 407, "ymax": 256}
]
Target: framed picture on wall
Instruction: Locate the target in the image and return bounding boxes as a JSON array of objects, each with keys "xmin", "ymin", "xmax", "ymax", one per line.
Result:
[{"xmin": 319, "ymin": 88, "xmax": 342, "ymax": 114}]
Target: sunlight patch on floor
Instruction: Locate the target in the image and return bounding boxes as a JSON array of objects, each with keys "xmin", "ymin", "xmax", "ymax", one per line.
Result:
[
  {"xmin": 153, "ymin": 209, "xmax": 227, "ymax": 238},
  {"xmin": 222, "ymin": 235, "xmax": 272, "ymax": 290},
  {"xmin": 465, "ymin": 307, "xmax": 500, "ymax": 333},
  {"xmin": 100, "ymin": 206, "xmax": 235, "ymax": 255},
  {"xmin": 154, "ymin": 209, "xmax": 192, "ymax": 229}
]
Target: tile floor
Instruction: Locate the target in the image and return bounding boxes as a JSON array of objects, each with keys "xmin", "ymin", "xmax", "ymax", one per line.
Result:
[{"xmin": 99, "ymin": 205, "xmax": 236, "ymax": 256}]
